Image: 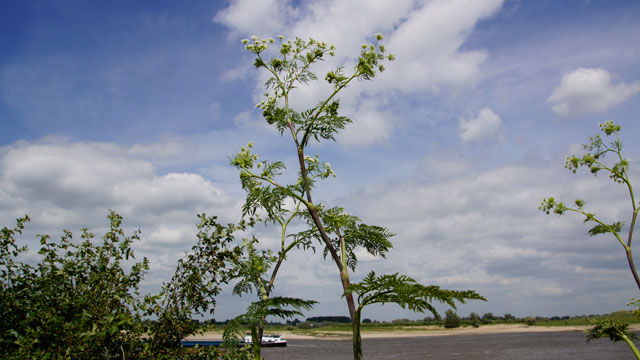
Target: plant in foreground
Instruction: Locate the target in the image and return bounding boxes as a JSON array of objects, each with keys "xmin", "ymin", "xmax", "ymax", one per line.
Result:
[
  {"xmin": 0, "ymin": 212, "xmax": 244, "ymax": 360},
  {"xmin": 540, "ymin": 121, "xmax": 640, "ymax": 358},
  {"xmin": 0, "ymin": 211, "xmax": 149, "ymax": 359},
  {"xmin": 234, "ymin": 34, "xmax": 395, "ymax": 325},
  {"xmin": 236, "ymin": 34, "xmax": 484, "ymax": 360},
  {"xmin": 346, "ymin": 271, "xmax": 485, "ymax": 360},
  {"xmin": 144, "ymin": 214, "xmax": 243, "ymax": 358},
  {"xmin": 224, "ymin": 238, "xmax": 316, "ymax": 360},
  {"xmin": 587, "ymin": 319, "xmax": 640, "ymax": 358}
]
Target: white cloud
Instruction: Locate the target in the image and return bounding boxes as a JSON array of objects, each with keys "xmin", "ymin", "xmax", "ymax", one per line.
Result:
[
  {"xmin": 383, "ymin": 0, "xmax": 504, "ymax": 93},
  {"xmin": 548, "ymin": 68, "xmax": 640, "ymax": 117},
  {"xmin": 459, "ymin": 107, "xmax": 504, "ymax": 143},
  {"xmin": 337, "ymin": 100, "xmax": 397, "ymax": 147},
  {"xmin": 215, "ymin": 0, "xmax": 504, "ymax": 93},
  {"xmin": 288, "ymin": 0, "xmax": 415, "ymax": 55},
  {"xmin": 339, "ymin": 157, "xmax": 636, "ymax": 317},
  {"xmin": 2, "ymin": 140, "xmax": 151, "ymax": 212},
  {"xmin": 213, "ymin": 0, "xmax": 297, "ymax": 39},
  {"xmin": 416, "ymin": 155, "xmax": 472, "ymax": 179},
  {"xmin": 0, "ymin": 138, "xmax": 240, "ymax": 284},
  {"xmin": 215, "ymin": 0, "xmax": 505, "ymax": 147}
]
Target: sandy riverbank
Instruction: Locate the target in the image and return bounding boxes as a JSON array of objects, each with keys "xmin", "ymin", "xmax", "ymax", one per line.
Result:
[{"xmin": 186, "ymin": 323, "xmax": 640, "ymax": 341}]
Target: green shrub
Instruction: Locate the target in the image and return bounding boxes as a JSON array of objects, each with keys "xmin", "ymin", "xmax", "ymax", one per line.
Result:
[
  {"xmin": 0, "ymin": 212, "xmax": 238, "ymax": 360},
  {"xmin": 0, "ymin": 212, "xmax": 149, "ymax": 359},
  {"xmin": 298, "ymin": 321, "xmax": 313, "ymax": 329},
  {"xmin": 444, "ymin": 309, "xmax": 461, "ymax": 329}
]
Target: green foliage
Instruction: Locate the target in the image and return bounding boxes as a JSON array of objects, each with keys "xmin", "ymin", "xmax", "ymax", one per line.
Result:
[
  {"xmin": 224, "ymin": 237, "xmax": 316, "ymax": 359},
  {"xmin": 0, "ymin": 211, "xmax": 149, "ymax": 359},
  {"xmin": 233, "ymin": 34, "xmax": 396, "ymax": 330},
  {"xmin": 144, "ymin": 214, "xmax": 243, "ymax": 357},
  {"xmin": 297, "ymin": 206, "xmax": 394, "ymax": 271},
  {"xmin": 218, "ymin": 319, "xmax": 252, "ymax": 360},
  {"xmin": 236, "ymin": 34, "xmax": 486, "ymax": 360},
  {"xmin": 481, "ymin": 312, "xmax": 496, "ymax": 324},
  {"xmin": 348, "ymin": 272, "xmax": 485, "ymax": 314},
  {"xmin": 0, "ymin": 212, "xmax": 243, "ymax": 360},
  {"xmin": 541, "ymin": 121, "xmax": 640, "ymax": 359},
  {"xmin": 586, "ymin": 318, "xmax": 640, "ymax": 358},
  {"xmin": 347, "ymin": 271, "xmax": 485, "ymax": 359},
  {"xmin": 228, "ymin": 136, "xmax": 323, "ymax": 359},
  {"xmin": 307, "ymin": 316, "xmax": 352, "ymax": 323},
  {"xmin": 564, "ymin": 121, "xmax": 627, "ymax": 182},
  {"xmin": 231, "ymin": 238, "xmax": 276, "ymax": 298},
  {"xmin": 444, "ymin": 309, "xmax": 461, "ymax": 328},
  {"xmin": 587, "ymin": 319, "xmax": 635, "ymax": 343},
  {"xmin": 539, "ymin": 122, "xmax": 638, "ymax": 271},
  {"xmin": 241, "ymin": 34, "xmax": 392, "ymax": 149},
  {"xmin": 297, "ymin": 321, "xmax": 313, "ymax": 329},
  {"xmin": 469, "ymin": 312, "xmax": 481, "ymax": 327}
]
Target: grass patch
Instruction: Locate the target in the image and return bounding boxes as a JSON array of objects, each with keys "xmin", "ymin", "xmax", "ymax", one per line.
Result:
[{"xmin": 256, "ymin": 310, "xmax": 640, "ymax": 335}]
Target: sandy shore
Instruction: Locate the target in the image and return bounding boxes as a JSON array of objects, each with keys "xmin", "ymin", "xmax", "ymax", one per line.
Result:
[{"xmin": 186, "ymin": 323, "xmax": 640, "ymax": 341}]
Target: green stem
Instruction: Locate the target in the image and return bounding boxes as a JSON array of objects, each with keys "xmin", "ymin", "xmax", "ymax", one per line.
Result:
[
  {"xmin": 614, "ymin": 132, "xmax": 637, "ymax": 212},
  {"xmin": 282, "ymin": 98, "xmax": 356, "ymax": 319},
  {"xmin": 340, "ymin": 235, "xmax": 348, "ymax": 272},
  {"xmin": 242, "ymin": 168, "xmax": 311, "ymax": 208},
  {"xmin": 251, "ymin": 323, "xmax": 261, "ymax": 360},
  {"xmin": 352, "ymin": 306, "xmax": 363, "ymax": 360},
  {"xmin": 625, "ymin": 245, "xmax": 640, "ymax": 291},
  {"xmin": 566, "ymin": 204, "xmax": 640, "ymax": 290},
  {"xmin": 301, "ymin": 71, "xmax": 359, "ymax": 147},
  {"xmin": 621, "ymin": 333, "xmax": 640, "ymax": 359},
  {"xmin": 567, "ymin": 208, "xmax": 627, "ymax": 248}
]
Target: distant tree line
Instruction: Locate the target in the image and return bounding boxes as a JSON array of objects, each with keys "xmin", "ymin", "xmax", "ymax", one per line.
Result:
[
  {"xmin": 194, "ymin": 312, "xmax": 622, "ymax": 330},
  {"xmin": 307, "ymin": 316, "xmax": 352, "ymax": 323}
]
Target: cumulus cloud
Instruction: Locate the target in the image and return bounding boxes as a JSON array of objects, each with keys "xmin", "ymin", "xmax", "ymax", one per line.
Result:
[
  {"xmin": 213, "ymin": 0, "xmax": 298, "ymax": 39},
  {"xmin": 459, "ymin": 107, "xmax": 504, "ymax": 143},
  {"xmin": 416, "ymin": 155, "xmax": 472, "ymax": 180},
  {"xmin": 339, "ymin": 157, "xmax": 636, "ymax": 317},
  {"xmin": 337, "ymin": 100, "xmax": 397, "ymax": 147},
  {"xmin": 287, "ymin": 0, "xmax": 415, "ymax": 55},
  {"xmin": 215, "ymin": 0, "xmax": 505, "ymax": 147},
  {"xmin": 548, "ymin": 68, "xmax": 640, "ymax": 117},
  {"xmin": 216, "ymin": 0, "xmax": 503, "ymax": 92},
  {"xmin": 0, "ymin": 138, "xmax": 240, "ymax": 283},
  {"xmin": 383, "ymin": 0, "xmax": 504, "ymax": 93}
]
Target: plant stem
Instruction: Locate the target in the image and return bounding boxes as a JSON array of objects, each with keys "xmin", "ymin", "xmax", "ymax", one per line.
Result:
[
  {"xmin": 286, "ymin": 100, "xmax": 357, "ymax": 320},
  {"xmin": 621, "ymin": 333, "xmax": 640, "ymax": 359},
  {"xmin": 625, "ymin": 246, "xmax": 640, "ymax": 291},
  {"xmin": 352, "ymin": 307, "xmax": 363, "ymax": 360},
  {"xmin": 251, "ymin": 323, "xmax": 261, "ymax": 360}
]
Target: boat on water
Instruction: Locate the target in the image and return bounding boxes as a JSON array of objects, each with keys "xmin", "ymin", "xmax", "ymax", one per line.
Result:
[
  {"xmin": 180, "ymin": 334, "xmax": 287, "ymax": 348},
  {"xmin": 180, "ymin": 340, "xmax": 223, "ymax": 347},
  {"xmin": 244, "ymin": 334, "xmax": 287, "ymax": 347}
]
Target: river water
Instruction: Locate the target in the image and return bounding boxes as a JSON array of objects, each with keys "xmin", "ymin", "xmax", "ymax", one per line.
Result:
[{"xmin": 261, "ymin": 331, "xmax": 636, "ymax": 359}]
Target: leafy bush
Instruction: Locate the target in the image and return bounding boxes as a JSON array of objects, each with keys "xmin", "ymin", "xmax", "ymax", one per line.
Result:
[
  {"xmin": 469, "ymin": 312, "xmax": 480, "ymax": 327},
  {"xmin": 298, "ymin": 321, "xmax": 313, "ymax": 329},
  {"xmin": 144, "ymin": 214, "xmax": 242, "ymax": 357},
  {"xmin": 0, "ymin": 212, "xmax": 240, "ymax": 360},
  {"xmin": 444, "ymin": 309, "xmax": 461, "ymax": 328},
  {"xmin": 0, "ymin": 211, "xmax": 149, "ymax": 359}
]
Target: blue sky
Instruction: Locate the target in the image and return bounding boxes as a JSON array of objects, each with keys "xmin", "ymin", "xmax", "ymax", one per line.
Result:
[{"xmin": 2, "ymin": 0, "xmax": 640, "ymax": 321}]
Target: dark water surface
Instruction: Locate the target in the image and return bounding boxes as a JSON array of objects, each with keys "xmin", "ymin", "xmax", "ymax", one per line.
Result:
[{"xmin": 262, "ymin": 331, "xmax": 635, "ymax": 359}]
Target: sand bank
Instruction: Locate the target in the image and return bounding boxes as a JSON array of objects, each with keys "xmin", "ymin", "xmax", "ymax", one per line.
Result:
[{"xmin": 187, "ymin": 323, "xmax": 640, "ymax": 341}]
